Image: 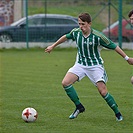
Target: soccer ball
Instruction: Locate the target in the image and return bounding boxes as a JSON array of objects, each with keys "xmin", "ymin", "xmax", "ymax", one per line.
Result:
[{"xmin": 22, "ymin": 107, "xmax": 38, "ymax": 122}]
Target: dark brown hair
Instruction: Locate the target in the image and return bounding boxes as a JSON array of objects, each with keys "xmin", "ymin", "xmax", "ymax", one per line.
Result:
[
  {"xmin": 128, "ymin": 10, "xmax": 133, "ymax": 18},
  {"xmin": 78, "ymin": 13, "xmax": 92, "ymax": 23}
]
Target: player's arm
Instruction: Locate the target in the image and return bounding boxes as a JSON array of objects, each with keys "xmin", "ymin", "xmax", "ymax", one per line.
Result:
[
  {"xmin": 45, "ymin": 35, "xmax": 68, "ymax": 53},
  {"xmin": 115, "ymin": 46, "xmax": 133, "ymax": 65},
  {"xmin": 99, "ymin": 32, "xmax": 133, "ymax": 65}
]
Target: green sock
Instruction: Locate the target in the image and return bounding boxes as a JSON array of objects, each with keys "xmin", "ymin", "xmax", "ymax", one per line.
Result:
[
  {"xmin": 103, "ymin": 93, "xmax": 119, "ymax": 114},
  {"xmin": 64, "ymin": 85, "xmax": 80, "ymax": 105}
]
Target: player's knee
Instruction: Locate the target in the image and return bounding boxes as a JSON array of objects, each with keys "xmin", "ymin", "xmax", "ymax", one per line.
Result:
[
  {"xmin": 62, "ymin": 80, "xmax": 68, "ymax": 87},
  {"xmin": 99, "ymin": 89, "xmax": 108, "ymax": 96},
  {"xmin": 97, "ymin": 82, "xmax": 108, "ymax": 96},
  {"xmin": 62, "ymin": 79, "xmax": 70, "ymax": 87}
]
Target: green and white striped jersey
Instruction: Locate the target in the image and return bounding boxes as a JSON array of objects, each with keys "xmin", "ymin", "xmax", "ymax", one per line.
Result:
[{"xmin": 66, "ymin": 28, "xmax": 117, "ymax": 66}]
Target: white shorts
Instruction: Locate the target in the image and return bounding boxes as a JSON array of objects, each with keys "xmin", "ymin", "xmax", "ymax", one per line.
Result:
[{"xmin": 68, "ymin": 63, "xmax": 108, "ymax": 86}]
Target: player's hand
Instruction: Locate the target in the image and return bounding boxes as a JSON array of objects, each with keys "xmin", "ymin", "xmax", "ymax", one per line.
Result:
[
  {"xmin": 127, "ymin": 57, "xmax": 133, "ymax": 65},
  {"xmin": 45, "ymin": 45, "xmax": 54, "ymax": 53}
]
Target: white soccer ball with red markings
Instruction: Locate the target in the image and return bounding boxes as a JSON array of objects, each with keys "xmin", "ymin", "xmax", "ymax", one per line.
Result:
[{"xmin": 22, "ymin": 107, "xmax": 38, "ymax": 122}]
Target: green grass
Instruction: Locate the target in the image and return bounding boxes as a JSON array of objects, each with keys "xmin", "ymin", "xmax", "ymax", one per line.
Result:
[{"xmin": 0, "ymin": 48, "xmax": 133, "ymax": 133}]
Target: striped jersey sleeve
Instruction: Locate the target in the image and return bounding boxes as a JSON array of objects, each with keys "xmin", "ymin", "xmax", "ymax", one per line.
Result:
[
  {"xmin": 92, "ymin": 29, "xmax": 117, "ymax": 49},
  {"xmin": 66, "ymin": 28, "xmax": 80, "ymax": 41}
]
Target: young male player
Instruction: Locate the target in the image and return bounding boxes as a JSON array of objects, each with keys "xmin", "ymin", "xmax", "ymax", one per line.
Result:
[
  {"xmin": 128, "ymin": 10, "xmax": 133, "ymax": 83},
  {"xmin": 45, "ymin": 13, "xmax": 133, "ymax": 121},
  {"xmin": 128, "ymin": 9, "xmax": 133, "ymax": 25}
]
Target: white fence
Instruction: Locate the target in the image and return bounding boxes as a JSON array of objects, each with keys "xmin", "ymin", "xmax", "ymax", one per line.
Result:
[{"xmin": 0, "ymin": 42, "xmax": 133, "ymax": 50}]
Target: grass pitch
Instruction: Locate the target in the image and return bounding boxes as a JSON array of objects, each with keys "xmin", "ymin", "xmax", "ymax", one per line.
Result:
[{"xmin": 0, "ymin": 48, "xmax": 133, "ymax": 133}]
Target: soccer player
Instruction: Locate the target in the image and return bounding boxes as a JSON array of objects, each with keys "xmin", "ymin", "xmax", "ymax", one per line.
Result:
[
  {"xmin": 128, "ymin": 10, "xmax": 133, "ymax": 83},
  {"xmin": 45, "ymin": 13, "xmax": 133, "ymax": 121},
  {"xmin": 128, "ymin": 9, "xmax": 133, "ymax": 25}
]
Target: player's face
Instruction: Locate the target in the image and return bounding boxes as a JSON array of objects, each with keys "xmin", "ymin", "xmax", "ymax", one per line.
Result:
[
  {"xmin": 78, "ymin": 18, "xmax": 91, "ymax": 35},
  {"xmin": 130, "ymin": 14, "xmax": 133, "ymax": 25}
]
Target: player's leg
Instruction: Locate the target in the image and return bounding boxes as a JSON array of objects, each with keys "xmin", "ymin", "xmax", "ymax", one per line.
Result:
[
  {"xmin": 62, "ymin": 72, "xmax": 80, "ymax": 105},
  {"xmin": 62, "ymin": 64, "xmax": 85, "ymax": 119},
  {"xmin": 96, "ymin": 81, "xmax": 123, "ymax": 121},
  {"xmin": 86, "ymin": 65, "xmax": 123, "ymax": 121}
]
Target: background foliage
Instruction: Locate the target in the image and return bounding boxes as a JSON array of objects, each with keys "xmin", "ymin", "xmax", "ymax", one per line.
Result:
[{"xmin": 27, "ymin": 0, "xmax": 133, "ymax": 30}]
